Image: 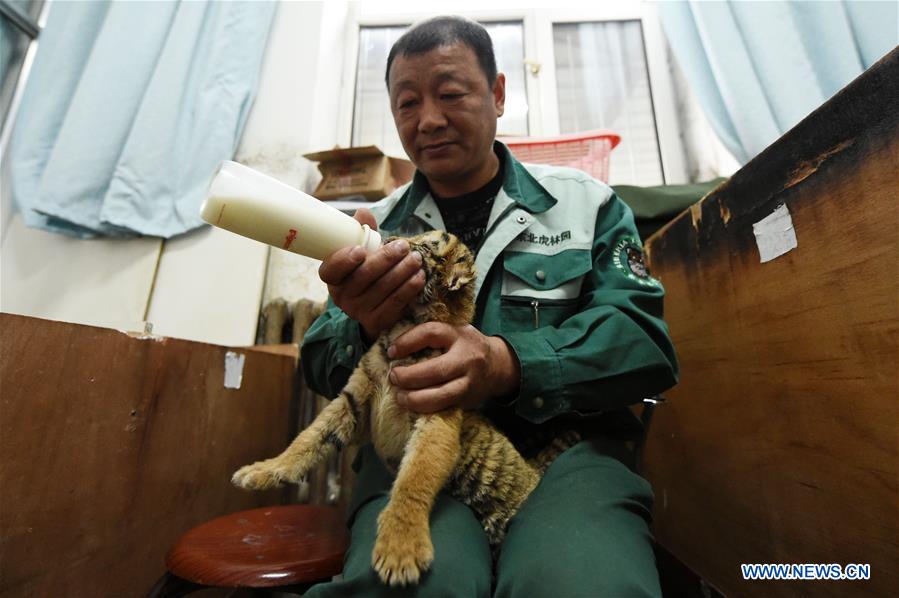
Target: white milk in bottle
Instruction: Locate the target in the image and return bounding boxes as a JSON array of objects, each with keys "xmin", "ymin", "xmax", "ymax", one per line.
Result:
[{"xmin": 200, "ymin": 161, "xmax": 381, "ymax": 260}]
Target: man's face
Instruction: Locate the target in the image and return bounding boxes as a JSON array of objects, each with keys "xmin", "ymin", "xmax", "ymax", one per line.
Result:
[{"xmin": 388, "ymin": 43, "xmax": 505, "ymax": 191}]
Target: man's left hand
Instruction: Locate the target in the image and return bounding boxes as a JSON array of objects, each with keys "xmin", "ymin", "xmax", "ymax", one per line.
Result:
[{"xmin": 387, "ymin": 323, "xmax": 520, "ymax": 413}]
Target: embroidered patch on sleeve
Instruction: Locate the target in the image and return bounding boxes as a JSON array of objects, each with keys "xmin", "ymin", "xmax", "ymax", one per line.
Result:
[{"xmin": 612, "ymin": 237, "xmax": 661, "ymax": 287}]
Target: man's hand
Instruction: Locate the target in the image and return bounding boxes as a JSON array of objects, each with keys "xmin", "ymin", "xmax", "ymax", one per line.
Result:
[
  {"xmin": 318, "ymin": 209, "xmax": 425, "ymax": 341},
  {"xmin": 387, "ymin": 323, "xmax": 521, "ymax": 413}
]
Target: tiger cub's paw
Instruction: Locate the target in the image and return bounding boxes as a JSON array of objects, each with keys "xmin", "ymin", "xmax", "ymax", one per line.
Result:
[
  {"xmin": 372, "ymin": 508, "xmax": 434, "ymax": 586},
  {"xmin": 231, "ymin": 458, "xmax": 302, "ymax": 490}
]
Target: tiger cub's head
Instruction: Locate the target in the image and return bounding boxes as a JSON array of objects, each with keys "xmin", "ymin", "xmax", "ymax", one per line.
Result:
[{"xmin": 389, "ymin": 230, "xmax": 476, "ymax": 324}]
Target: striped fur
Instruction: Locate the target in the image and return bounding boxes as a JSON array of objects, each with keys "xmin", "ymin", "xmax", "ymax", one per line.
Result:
[{"xmin": 232, "ymin": 231, "xmax": 577, "ymax": 586}]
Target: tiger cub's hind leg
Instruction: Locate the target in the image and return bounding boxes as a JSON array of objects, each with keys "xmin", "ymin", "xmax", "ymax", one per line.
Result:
[{"xmin": 232, "ymin": 362, "xmax": 373, "ymax": 490}]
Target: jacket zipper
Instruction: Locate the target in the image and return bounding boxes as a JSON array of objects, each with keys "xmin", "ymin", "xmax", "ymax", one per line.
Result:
[{"xmin": 501, "ymin": 295, "xmax": 578, "ymax": 329}]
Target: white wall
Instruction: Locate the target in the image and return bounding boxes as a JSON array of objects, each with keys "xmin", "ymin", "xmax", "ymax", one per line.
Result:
[
  {"xmin": 0, "ymin": 1, "xmax": 344, "ymax": 345},
  {"xmin": 1, "ymin": 150, "xmax": 162, "ymax": 333},
  {"xmin": 241, "ymin": 0, "xmax": 350, "ymax": 312},
  {"xmin": 235, "ymin": 0, "xmax": 350, "ymax": 315},
  {"xmin": 1, "ymin": 213, "xmax": 161, "ymax": 332}
]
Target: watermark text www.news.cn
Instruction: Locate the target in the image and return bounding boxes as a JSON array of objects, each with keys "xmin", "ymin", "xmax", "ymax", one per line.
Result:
[{"xmin": 741, "ymin": 563, "xmax": 870, "ymax": 581}]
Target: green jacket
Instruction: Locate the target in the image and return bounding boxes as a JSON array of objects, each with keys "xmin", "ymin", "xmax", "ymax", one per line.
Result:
[{"xmin": 301, "ymin": 142, "xmax": 678, "ymax": 443}]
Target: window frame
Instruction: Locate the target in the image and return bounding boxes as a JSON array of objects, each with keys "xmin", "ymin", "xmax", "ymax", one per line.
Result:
[
  {"xmin": 0, "ymin": 0, "xmax": 47, "ymax": 150},
  {"xmin": 0, "ymin": 1, "xmax": 40, "ymax": 37},
  {"xmin": 338, "ymin": 2, "xmax": 687, "ymax": 185},
  {"xmin": 337, "ymin": 6, "xmax": 543, "ymax": 155}
]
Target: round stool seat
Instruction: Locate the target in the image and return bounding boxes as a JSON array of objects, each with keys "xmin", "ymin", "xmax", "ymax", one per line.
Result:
[{"xmin": 165, "ymin": 504, "xmax": 349, "ymax": 588}]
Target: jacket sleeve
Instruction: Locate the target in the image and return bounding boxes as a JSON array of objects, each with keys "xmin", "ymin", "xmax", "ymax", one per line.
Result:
[
  {"xmin": 496, "ymin": 195, "xmax": 679, "ymax": 423},
  {"xmin": 300, "ymin": 298, "xmax": 368, "ymax": 398}
]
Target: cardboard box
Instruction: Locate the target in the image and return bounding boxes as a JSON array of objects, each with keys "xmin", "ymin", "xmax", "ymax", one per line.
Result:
[{"xmin": 303, "ymin": 146, "xmax": 415, "ymax": 201}]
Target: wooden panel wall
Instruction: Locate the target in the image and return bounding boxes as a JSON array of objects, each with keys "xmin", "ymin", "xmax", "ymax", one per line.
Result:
[
  {"xmin": 642, "ymin": 49, "xmax": 898, "ymax": 596},
  {"xmin": 0, "ymin": 314, "xmax": 298, "ymax": 597}
]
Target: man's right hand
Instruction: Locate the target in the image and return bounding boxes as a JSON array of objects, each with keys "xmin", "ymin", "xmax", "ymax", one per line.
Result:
[{"xmin": 318, "ymin": 208, "xmax": 425, "ymax": 342}]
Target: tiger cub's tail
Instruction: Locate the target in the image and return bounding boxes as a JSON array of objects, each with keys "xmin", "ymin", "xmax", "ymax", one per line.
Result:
[
  {"xmin": 451, "ymin": 413, "xmax": 541, "ymax": 547},
  {"xmin": 527, "ymin": 429, "xmax": 582, "ymax": 475}
]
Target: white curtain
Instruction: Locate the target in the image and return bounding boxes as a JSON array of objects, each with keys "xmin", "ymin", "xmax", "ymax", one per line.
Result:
[
  {"xmin": 10, "ymin": 1, "xmax": 276, "ymax": 238},
  {"xmin": 658, "ymin": 0, "xmax": 898, "ymax": 164}
]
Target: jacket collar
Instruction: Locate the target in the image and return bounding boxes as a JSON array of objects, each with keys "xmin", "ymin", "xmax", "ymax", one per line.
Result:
[{"xmin": 380, "ymin": 141, "xmax": 556, "ymax": 231}]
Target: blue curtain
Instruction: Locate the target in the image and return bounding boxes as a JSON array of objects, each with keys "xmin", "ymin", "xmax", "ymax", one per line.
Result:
[
  {"xmin": 10, "ymin": 1, "xmax": 276, "ymax": 238},
  {"xmin": 658, "ymin": 0, "xmax": 898, "ymax": 164}
]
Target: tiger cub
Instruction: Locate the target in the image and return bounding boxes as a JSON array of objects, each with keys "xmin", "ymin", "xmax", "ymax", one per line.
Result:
[{"xmin": 232, "ymin": 230, "xmax": 576, "ymax": 586}]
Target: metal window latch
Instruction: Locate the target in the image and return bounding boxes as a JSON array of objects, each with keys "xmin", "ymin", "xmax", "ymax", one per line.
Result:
[
  {"xmin": 523, "ymin": 59, "xmax": 541, "ymax": 76},
  {"xmin": 0, "ymin": 2, "xmax": 40, "ymax": 38}
]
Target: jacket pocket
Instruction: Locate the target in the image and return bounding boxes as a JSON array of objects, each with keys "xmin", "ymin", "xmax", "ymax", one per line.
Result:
[{"xmin": 500, "ymin": 249, "xmax": 592, "ymax": 330}]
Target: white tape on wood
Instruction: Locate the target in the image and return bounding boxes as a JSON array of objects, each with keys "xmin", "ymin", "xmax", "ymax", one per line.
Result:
[
  {"xmin": 753, "ymin": 204, "xmax": 798, "ymax": 263},
  {"xmin": 224, "ymin": 351, "xmax": 245, "ymax": 389}
]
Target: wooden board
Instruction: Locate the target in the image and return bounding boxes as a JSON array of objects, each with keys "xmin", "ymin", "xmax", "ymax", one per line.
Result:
[
  {"xmin": 0, "ymin": 314, "xmax": 298, "ymax": 597},
  {"xmin": 642, "ymin": 49, "xmax": 899, "ymax": 596}
]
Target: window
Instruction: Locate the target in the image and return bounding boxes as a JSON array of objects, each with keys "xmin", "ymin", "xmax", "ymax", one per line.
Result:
[
  {"xmin": 553, "ymin": 20, "xmax": 663, "ymax": 186},
  {"xmin": 0, "ymin": 0, "xmax": 44, "ymax": 143},
  {"xmin": 352, "ymin": 21, "xmax": 528, "ymax": 157},
  {"xmin": 344, "ymin": 6, "xmax": 692, "ymax": 186}
]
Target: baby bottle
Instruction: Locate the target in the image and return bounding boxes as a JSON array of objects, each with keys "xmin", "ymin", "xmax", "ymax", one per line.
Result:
[{"xmin": 200, "ymin": 160, "xmax": 382, "ymax": 260}]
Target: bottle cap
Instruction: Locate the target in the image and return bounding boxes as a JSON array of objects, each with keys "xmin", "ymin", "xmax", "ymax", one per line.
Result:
[{"xmin": 361, "ymin": 224, "xmax": 382, "ymax": 253}]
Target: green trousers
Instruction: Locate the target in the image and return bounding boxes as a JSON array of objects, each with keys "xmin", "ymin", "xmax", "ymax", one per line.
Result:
[{"xmin": 305, "ymin": 436, "xmax": 661, "ymax": 597}]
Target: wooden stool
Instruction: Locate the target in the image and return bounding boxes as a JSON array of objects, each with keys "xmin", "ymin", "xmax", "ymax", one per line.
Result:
[{"xmin": 148, "ymin": 505, "xmax": 349, "ymax": 597}]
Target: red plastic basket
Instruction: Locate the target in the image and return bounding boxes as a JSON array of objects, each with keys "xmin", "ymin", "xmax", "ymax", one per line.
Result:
[{"xmin": 499, "ymin": 130, "xmax": 621, "ymax": 182}]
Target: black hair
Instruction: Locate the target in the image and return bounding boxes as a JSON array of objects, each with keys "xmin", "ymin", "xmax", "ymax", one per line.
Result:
[{"xmin": 385, "ymin": 16, "xmax": 497, "ymax": 88}]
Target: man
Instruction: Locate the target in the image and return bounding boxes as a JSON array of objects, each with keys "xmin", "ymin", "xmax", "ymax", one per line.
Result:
[{"xmin": 302, "ymin": 15, "xmax": 678, "ymax": 597}]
